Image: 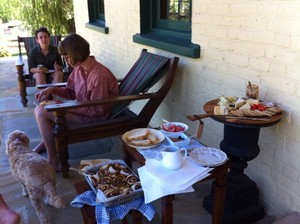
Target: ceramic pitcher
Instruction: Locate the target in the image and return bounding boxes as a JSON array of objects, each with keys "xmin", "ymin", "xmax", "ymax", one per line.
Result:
[{"xmin": 161, "ymin": 146, "xmax": 187, "ymax": 170}]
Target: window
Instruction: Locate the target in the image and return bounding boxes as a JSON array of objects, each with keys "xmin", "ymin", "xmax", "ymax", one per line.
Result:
[
  {"xmin": 133, "ymin": 0, "xmax": 200, "ymax": 58},
  {"xmin": 86, "ymin": 0, "xmax": 108, "ymax": 34}
]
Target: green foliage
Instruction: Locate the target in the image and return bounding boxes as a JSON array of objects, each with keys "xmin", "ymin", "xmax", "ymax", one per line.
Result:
[
  {"xmin": 0, "ymin": 46, "xmax": 10, "ymax": 57},
  {"xmin": 0, "ymin": 0, "xmax": 75, "ymax": 35}
]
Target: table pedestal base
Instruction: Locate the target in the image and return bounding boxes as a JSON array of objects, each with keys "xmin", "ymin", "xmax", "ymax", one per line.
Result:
[
  {"xmin": 203, "ymin": 125, "xmax": 265, "ymax": 224},
  {"xmin": 200, "ymin": 99, "xmax": 282, "ymax": 224},
  {"xmin": 203, "ymin": 176, "xmax": 264, "ymax": 224}
]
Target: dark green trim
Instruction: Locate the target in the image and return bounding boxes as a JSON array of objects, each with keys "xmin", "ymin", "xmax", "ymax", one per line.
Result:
[
  {"xmin": 87, "ymin": 0, "xmax": 108, "ymax": 34},
  {"xmin": 133, "ymin": 33, "xmax": 200, "ymax": 58},
  {"xmin": 85, "ymin": 23, "xmax": 109, "ymax": 34},
  {"xmin": 136, "ymin": 0, "xmax": 200, "ymax": 58}
]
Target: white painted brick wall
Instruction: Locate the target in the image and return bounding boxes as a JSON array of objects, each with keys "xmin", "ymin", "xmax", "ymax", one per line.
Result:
[{"xmin": 73, "ymin": 0, "xmax": 300, "ymax": 219}]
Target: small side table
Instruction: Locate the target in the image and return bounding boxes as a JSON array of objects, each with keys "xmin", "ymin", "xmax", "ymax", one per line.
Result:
[
  {"xmin": 74, "ymin": 181, "xmax": 143, "ymax": 224},
  {"xmin": 122, "ymin": 140, "xmax": 231, "ymax": 224},
  {"xmin": 202, "ymin": 99, "xmax": 282, "ymax": 224}
]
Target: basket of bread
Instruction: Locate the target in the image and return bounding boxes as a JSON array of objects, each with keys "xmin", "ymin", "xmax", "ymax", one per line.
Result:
[
  {"xmin": 122, "ymin": 128, "xmax": 165, "ymax": 149},
  {"xmin": 83, "ymin": 160, "xmax": 143, "ymax": 207}
]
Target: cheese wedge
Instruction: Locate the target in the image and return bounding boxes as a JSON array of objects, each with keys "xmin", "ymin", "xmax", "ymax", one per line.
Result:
[
  {"xmin": 246, "ymin": 99, "xmax": 259, "ymax": 105},
  {"xmin": 239, "ymin": 102, "xmax": 251, "ymax": 110},
  {"xmin": 214, "ymin": 105, "xmax": 228, "ymax": 115},
  {"xmin": 235, "ymin": 98, "xmax": 246, "ymax": 109}
]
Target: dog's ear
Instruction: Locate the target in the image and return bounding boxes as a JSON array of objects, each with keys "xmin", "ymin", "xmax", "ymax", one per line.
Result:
[{"xmin": 18, "ymin": 132, "xmax": 30, "ymax": 145}]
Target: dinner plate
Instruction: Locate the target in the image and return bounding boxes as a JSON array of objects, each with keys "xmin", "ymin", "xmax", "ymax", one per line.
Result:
[
  {"xmin": 122, "ymin": 128, "xmax": 165, "ymax": 149},
  {"xmin": 33, "ymin": 99, "xmax": 63, "ymax": 106},
  {"xmin": 189, "ymin": 147, "xmax": 227, "ymax": 167}
]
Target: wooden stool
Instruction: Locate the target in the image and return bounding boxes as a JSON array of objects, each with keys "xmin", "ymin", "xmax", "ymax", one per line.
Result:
[{"xmin": 74, "ymin": 181, "xmax": 143, "ymax": 224}]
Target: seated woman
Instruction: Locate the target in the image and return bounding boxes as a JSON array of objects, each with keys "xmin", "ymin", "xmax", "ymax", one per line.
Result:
[
  {"xmin": 33, "ymin": 33, "xmax": 119, "ymax": 170},
  {"xmin": 28, "ymin": 27, "xmax": 64, "ymax": 85}
]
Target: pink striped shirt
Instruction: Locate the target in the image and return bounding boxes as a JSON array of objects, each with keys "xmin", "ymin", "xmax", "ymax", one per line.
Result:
[{"xmin": 55, "ymin": 56, "xmax": 119, "ymax": 122}]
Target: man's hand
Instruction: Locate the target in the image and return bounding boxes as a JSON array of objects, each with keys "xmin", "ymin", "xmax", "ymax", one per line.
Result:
[{"xmin": 54, "ymin": 61, "xmax": 63, "ymax": 71}]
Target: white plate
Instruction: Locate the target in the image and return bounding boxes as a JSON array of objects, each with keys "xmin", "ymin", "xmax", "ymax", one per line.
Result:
[
  {"xmin": 189, "ymin": 147, "xmax": 227, "ymax": 167},
  {"xmin": 46, "ymin": 69, "xmax": 55, "ymax": 73},
  {"xmin": 122, "ymin": 128, "xmax": 165, "ymax": 149},
  {"xmin": 33, "ymin": 100, "xmax": 63, "ymax": 106}
]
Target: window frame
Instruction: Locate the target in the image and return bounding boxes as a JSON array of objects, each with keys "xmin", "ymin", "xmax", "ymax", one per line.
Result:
[
  {"xmin": 86, "ymin": 0, "xmax": 108, "ymax": 34},
  {"xmin": 133, "ymin": 0, "xmax": 200, "ymax": 58}
]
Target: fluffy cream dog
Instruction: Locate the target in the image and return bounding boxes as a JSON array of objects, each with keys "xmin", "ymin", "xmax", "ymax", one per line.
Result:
[{"xmin": 6, "ymin": 130, "xmax": 65, "ymax": 224}]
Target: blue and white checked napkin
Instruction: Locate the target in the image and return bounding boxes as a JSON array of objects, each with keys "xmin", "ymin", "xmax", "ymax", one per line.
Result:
[{"xmin": 71, "ymin": 190, "xmax": 155, "ymax": 224}]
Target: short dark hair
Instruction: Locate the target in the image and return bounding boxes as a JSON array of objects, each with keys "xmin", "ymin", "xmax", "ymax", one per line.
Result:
[
  {"xmin": 58, "ymin": 33, "xmax": 90, "ymax": 64},
  {"xmin": 35, "ymin": 27, "xmax": 50, "ymax": 38}
]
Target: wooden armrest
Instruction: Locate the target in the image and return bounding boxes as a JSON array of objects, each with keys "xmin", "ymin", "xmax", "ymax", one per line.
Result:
[
  {"xmin": 36, "ymin": 82, "xmax": 67, "ymax": 89},
  {"xmin": 44, "ymin": 92, "xmax": 161, "ymax": 112}
]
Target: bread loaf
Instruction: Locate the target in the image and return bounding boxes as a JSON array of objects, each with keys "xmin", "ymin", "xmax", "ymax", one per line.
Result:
[
  {"xmin": 130, "ymin": 139, "xmax": 151, "ymax": 146},
  {"xmin": 126, "ymin": 129, "xmax": 149, "ymax": 141}
]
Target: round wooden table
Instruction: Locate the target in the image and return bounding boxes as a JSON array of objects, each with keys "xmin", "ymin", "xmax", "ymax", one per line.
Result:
[{"xmin": 202, "ymin": 99, "xmax": 282, "ymax": 224}]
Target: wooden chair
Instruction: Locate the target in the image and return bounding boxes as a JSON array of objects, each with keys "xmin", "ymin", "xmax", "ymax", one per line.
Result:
[
  {"xmin": 44, "ymin": 49, "xmax": 179, "ymax": 178},
  {"xmin": 16, "ymin": 35, "xmax": 69, "ymax": 107}
]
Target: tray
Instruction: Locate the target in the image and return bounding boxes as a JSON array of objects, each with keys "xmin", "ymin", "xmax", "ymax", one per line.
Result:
[{"xmin": 83, "ymin": 159, "xmax": 143, "ymax": 207}]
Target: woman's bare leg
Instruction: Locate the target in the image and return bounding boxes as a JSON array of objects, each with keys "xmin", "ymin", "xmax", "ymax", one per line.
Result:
[
  {"xmin": 34, "ymin": 106, "xmax": 83, "ymax": 171},
  {"xmin": 34, "ymin": 106, "xmax": 58, "ymax": 170},
  {"xmin": 0, "ymin": 194, "xmax": 21, "ymax": 224}
]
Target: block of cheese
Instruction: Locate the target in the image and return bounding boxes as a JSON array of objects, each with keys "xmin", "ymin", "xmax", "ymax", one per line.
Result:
[
  {"xmin": 214, "ymin": 105, "xmax": 228, "ymax": 115},
  {"xmin": 234, "ymin": 98, "xmax": 246, "ymax": 109},
  {"xmin": 239, "ymin": 102, "xmax": 251, "ymax": 110},
  {"xmin": 246, "ymin": 99, "xmax": 259, "ymax": 105}
]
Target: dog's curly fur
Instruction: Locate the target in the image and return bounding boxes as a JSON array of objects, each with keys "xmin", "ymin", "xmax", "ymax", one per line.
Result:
[{"xmin": 6, "ymin": 130, "xmax": 65, "ymax": 224}]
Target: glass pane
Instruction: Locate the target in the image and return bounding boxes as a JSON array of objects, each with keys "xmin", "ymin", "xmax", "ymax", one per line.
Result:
[{"xmin": 167, "ymin": 0, "xmax": 191, "ymax": 22}]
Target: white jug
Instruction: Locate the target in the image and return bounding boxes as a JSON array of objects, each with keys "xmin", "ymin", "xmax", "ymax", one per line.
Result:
[{"xmin": 161, "ymin": 146, "xmax": 187, "ymax": 170}]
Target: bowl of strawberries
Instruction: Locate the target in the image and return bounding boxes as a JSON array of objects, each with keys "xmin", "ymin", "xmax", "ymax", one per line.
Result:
[{"xmin": 161, "ymin": 122, "xmax": 188, "ymax": 134}]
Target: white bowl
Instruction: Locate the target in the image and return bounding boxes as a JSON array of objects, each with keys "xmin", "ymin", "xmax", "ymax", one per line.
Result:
[
  {"xmin": 161, "ymin": 122, "xmax": 188, "ymax": 134},
  {"xmin": 165, "ymin": 132, "xmax": 191, "ymax": 148}
]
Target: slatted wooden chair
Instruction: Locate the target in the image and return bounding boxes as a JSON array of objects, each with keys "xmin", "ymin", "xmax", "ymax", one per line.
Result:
[
  {"xmin": 44, "ymin": 49, "xmax": 179, "ymax": 178},
  {"xmin": 16, "ymin": 35, "xmax": 69, "ymax": 107}
]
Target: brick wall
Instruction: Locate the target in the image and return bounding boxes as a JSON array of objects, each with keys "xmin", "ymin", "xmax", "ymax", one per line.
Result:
[{"xmin": 73, "ymin": 0, "xmax": 300, "ymax": 218}]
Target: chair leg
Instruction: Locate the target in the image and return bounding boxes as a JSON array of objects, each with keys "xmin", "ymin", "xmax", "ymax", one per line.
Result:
[
  {"xmin": 55, "ymin": 137, "xmax": 70, "ymax": 178},
  {"xmin": 131, "ymin": 210, "xmax": 143, "ymax": 224},
  {"xmin": 122, "ymin": 210, "xmax": 143, "ymax": 224},
  {"xmin": 16, "ymin": 64, "xmax": 28, "ymax": 107}
]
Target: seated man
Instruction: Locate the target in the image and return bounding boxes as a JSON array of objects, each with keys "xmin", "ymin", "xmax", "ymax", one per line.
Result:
[{"xmin": 28, "ymin": 27, "xmax": 64, "ymax": 85}]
